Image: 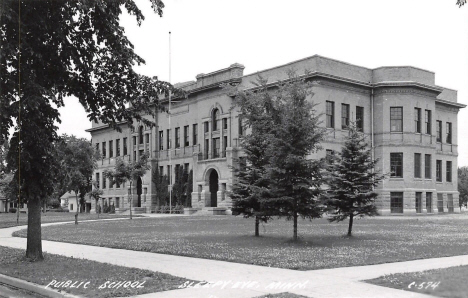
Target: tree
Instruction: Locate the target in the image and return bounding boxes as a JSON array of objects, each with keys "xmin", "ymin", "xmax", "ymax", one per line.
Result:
[
  {"xmin": 60, "ymin": 135, "xmax": 99, "ymax": 224},
  {"xmin": 1, "ymin": 0, "xmax": 172, "ymax": 260},
  {"xmin": 457, "ymin": 0, "xmax": 466, "ymax": 7},
  {"xmin": 325, "ymin": 123, "xmax": 385, "ymax": 236},
  {"xmin": 459, "ymin": 167, "xmax": 468, "ymax": 208},
  {"xmin": 186, "ymin": 170, "xmax": 193, "ymax": 207},
  {"xmin": 152, "ymin": 165, "xmax": 169, "ymax": 207},
  {"xmin": 266, "ymin": 73, "xmax": 325, "ymax": 241},
  {"xmin": 231, "ymin": 76, "xmax": 277, "ymax": 237},
  {"xmin": 173, "ymin": 166, "xmax": 190, "ymax": 207},
  {"xmin": 88, "ymin": 184, "xmax": 103, "ymax": 218},
  {"xmin": 232, "ymin": 73, "xmax": 325, "ymax": 240},
  {"xmin": 104, "ymin": 152, "xmax": 151, "ymax": 219}
]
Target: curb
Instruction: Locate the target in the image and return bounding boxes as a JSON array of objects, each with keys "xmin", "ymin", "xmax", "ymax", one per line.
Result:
[{"xmin": 0, "ymin": 273, "xmax": 79, "ymax": 298}]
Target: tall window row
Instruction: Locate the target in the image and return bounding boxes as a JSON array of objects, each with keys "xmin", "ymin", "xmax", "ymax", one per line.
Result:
[
  {"xmin": 326, "ymin": 101, "xmax": 363, "ymax": 131},
  {"xmin": 391, "ymin": 192, "xmax": 434, "ymax": 214},
  {"xmin": 96, "ymin": 137, "xmax": 128, "ymax": 159}
]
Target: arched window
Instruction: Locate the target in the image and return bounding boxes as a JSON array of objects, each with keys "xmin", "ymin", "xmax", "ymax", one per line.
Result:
[
  {"xmin": 212, "ymin": 109, "xmax": 220, "ymax": 131},
  {"xmin": 139, "ymin": 126, "xmax": 144, "ymax": 144}
]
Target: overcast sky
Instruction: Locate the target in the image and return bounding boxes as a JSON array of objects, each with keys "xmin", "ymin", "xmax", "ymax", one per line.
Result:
[{"xmin": 58, "ymin": 0, "xmax": 468, "ymax": 166}]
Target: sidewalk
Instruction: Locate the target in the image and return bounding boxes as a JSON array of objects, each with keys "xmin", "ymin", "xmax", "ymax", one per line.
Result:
[{"xmin": 1, "ymin": 219, "xmax": 464, "ymax": 297}]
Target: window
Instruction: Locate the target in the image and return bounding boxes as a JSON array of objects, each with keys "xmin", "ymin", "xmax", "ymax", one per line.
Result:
[
  {"xmin": 446, "ymin": 161, "xmax": 452, "ymax": 182},
  {"xmin": 426, "ymin": 192, "xmax": 433, "ymax": 213},
  {"xmin": 326, "ymin": 149, "xmax": 335, "ymax": 164},
  {"xmin": 223, "ymin": 136, "xmax": 228, "ymax": 157},
  {"xmin": 390, "ymin": 107, "xmax": 403, "ymax": 132},
  {"xmin": 204, "ymin": 139, "xmax": 209, "ymax": 159},
  {"xmin": 390, "ymin": 153, "xmax": 403, "ymax": 178},
  {"xmin": 159, "ymin": 131, "xmax": 164, "ymax": 150},
  {"xmin": 414, "ymin": 108, "xmax": 421, "ymax": 133},
  {"xmin": 116, "ymin": 197, "xmax": 120, "ymax": 208},
  {"xmin": 356, "ymin": 106, "xmax": 364, "ymax": 132},
  {"xmin": 70, "ymin": 204, "xmax": 73, "ymax": 211},
  {"xmin": 102, "ymin": 142, "xmax": 106, "ymax": 158},
  {"xmin": 436, "ymin": 160, "xmax": 442, "ymax": 182},
  {"xmin": 212, "ymin": 109, "xmax": 220, "ymax": 131},
  {"xmin": 446, "ymin": 122, "xmax": 452, "ymax": 144},
  {"xmin": 167, "ymin": 129, "xmax": 171, "ymax": 149},
  {"xmin": 175, "ymin": 164, "xmax": 180, "ymax": 182},
  {"xmin": 415, "ymin": 192, "xmax": 422, "ymax": 213},
  {"xmin": 436, "ymin": 120, "xmax": 442, "ymax": 142},
  {"xmin": 109, "ymin": 140, "xmax": 113, "ymax": 158},
  {"xmin": 193, "ymin": 124, "xmax": 198, "ymax": 145},
  {"xmin": 223, "ymin": 118, "xmax": 228, "ymax": 130},
  {"xmin": 204, "ymin": 121, "xmax": 209, "ymax": 133},
  {"xmin": 133, "ymin": 151, "xmax": 136, "ymax": 161},
  {"xmin": 167, "ymin": 165, "xmax": 172, "ymax": 184},
  {"xmin": 116, "ymin": 139, "xmax": 120, "ymax": 156},
  {"xmin": 159, "ymin": 166, "xmax": 164, "ymax": 178},
  {"xmin": 184, "ymin": 163, "xmax": 189, "ymax": 173},
  {"xmin": 145, "ymin": 134, "xmax": 149, "ymax": 144},
  {"xmin": 326, "ymin": 101, "xmax": 335, "ymax": 128},
  {"xmin": 123, "ymin": 138, "xmax": 127, "ymax": 155},
  {"xmin": 425, "ymin": 154, "xmax": 431, "ymax": 179},
  {"xmin": 437, "ymin": 193, "xmax": 444, "ymax": 213},
  {"xmin": 96, "ymin": 173, "xmax": 100, "ymax": 189},
  {"xmin": 102, "ymin": 175, "xmax": 106, "ymax": 189},
  {"xmin": 425, "ymin": 110, "xmax": 431, "ymax": 134},
  {"xmin": 133, "ymin": 136, "xmax": 136, "ymax": 146},
  {"xmin": 95, "ymin": 143, "xmax": 99, "ymax": 155},
  {"xmin": 341, "ymin": 104, "xmax": 350, "ymax": 129},
  {"xmin": 175, "ymin": 127, "xmax": 180, "ymax": 148},
  {"xmin": 213, "ymin": 138, "xmax": 220, "ymax": 158},
  {"xmin": 139, "ymin": 126, "xmax": 144, "ymax": 144},
  {"xmin": 414, "ymin": 153, "xmax": 421, "ymax": 178},
  {"xmin": 184, "ymin": 126, "xmax": 189, "ymax": 147},
  {"xmin": 238, "ymin": 116, "xmax": 243, "ymax": 136},
  {"xmin": 390, "ymin": 192, "xmax": 403, "ymax": 214},
  {"xmin": 447, "ymin": 194, "xmax": 454, "ymax": 213}
]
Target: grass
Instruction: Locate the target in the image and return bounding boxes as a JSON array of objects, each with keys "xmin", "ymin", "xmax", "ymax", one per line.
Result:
[
  {"xmin": 0, "ymin": 246, "xmax": 192, "ymax": 298},
  {"xmin": 366, "ymin": 265, "xmax": 468, "ymax": 298},
  {"xmin": 13, "ymin": 214, "xmax": 468, "ymax": 270},
  {"xmin": 255, "ymin": 293, "xmax": 310, "ymax": 298},
  {"xmin": 0, "ymin": 212, "xmax": 139, "ymax": 228}
]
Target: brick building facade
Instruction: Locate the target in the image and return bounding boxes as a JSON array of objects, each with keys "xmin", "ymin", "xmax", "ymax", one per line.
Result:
[{"xmin": 87, "ymin": 55, "xmax": 465, "ymax": 215}]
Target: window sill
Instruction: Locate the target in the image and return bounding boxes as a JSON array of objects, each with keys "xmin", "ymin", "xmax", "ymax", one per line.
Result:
[{"xmin": 389, "ymin": 177, "xmax": 404, "ymax": 181}]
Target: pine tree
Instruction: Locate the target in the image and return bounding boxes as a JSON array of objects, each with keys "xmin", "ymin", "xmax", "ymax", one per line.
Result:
[
  {"xmin": 266, "ymin": 73, "xmax": 325, "ymax": 241},
  {"xmin": 230, "ymin": 76, "xmax": 277, "ymax": 237},
  {"xmin": 152, "ymin": 166, "xmax": 169, "ymax": 207},
  {"xmin": 325, "ymin": 123, "xmax": 385, "ymax": 236}
]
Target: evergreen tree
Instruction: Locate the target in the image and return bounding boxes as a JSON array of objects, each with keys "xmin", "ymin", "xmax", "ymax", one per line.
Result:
[
  {"xmin": 152, "ymin": 166, "xmax": 169, "ymax": 207},
  {"xmin": 266, "ymin": 73, "xmax": 325, "ymax": 241},
  {"xmin": 186, "ymin": 170, "xmax": 193, "ymax": 207},
  {"xmin": 325, "ymin": 123, "xmax": 385, "ymax": 236},
  {"xmin": 458, "ymin": 167, "xmax": 468, "ymax": 208},
  {"xmin": 230, "ymin": 77, "xmax": 277, "ymax": 237}
]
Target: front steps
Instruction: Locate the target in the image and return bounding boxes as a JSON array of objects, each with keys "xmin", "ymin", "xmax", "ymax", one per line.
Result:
[{"xmin": 185, "ymin": 207, "xmax": 230, "ymax": 215}]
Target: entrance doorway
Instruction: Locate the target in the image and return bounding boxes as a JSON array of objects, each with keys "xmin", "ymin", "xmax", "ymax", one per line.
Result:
[
  {"xmin": 137, "ymin": 177, "xmax": 142, "ymax": 207},
  {"xmin": 209, "ymin": 170, "xmax": 219, "ymax": 207}
]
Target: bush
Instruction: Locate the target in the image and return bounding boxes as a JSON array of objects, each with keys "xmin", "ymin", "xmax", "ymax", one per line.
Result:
[
  {"xmin": 96, "ymin": 204, "xmax": 101, "ymax": 214},
  {"xmin": 9, "ymin": 208, "xmax": 16, "ymax": 213},
  {"xmin": 109, "ymin": 205, "xmax": 115, "ymax": 214},
  {"xmin": 103, "ymin": 201, "xmax": 109, "ymax": 213}
]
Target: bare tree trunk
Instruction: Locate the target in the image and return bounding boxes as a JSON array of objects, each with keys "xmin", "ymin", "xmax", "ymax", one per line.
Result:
[
  {"xmin": 255, "ymin": 216, "xmax": 259, "ymax": 237},
  {"xmin": 26, "ymin": 197, "xmax": 43, "ymax": 260},
  {"xmin": 348, "ymin": 214, "xmax": 354, "ymax": 236},
  {"xmin": 293, "ymin": 211, "xmax": 298, "ymax": 241},
  {"xmin": 129, "ymin": 181, "xmax": 133, "ymax": 220},
  {"xmin": 75, "ymin": 192, "xmax": 79, "ymax": 225},
  {"xmin": 16, "ymin": 198, "xmax": 19, "ymax": 224}
]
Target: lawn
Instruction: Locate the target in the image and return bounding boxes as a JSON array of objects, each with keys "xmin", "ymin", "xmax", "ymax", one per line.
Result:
[
  {"xmin": 0, "ymin": 246, "xmax": 192, "ymax": 298},
  {"xmin": 366, "ymin": 265, "xmax": 468, "ymax": 298},
  {"xmin": 0, "ymin": 212, "xmax": 139, "ymax": 228},
  {"xmin": 13, "ymin": 214, "xmax": 468, "ymax": 270}
]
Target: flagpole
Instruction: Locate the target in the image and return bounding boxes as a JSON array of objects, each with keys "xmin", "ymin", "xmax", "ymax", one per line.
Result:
[{"xmin": 168, "ymin": 31, "xmax": 172, "ymax": 214}]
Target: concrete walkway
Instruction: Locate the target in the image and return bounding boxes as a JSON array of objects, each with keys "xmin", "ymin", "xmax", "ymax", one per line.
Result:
[{"xmin": 1, "ymin": 218, "xmax": 465, "ymax": 297}]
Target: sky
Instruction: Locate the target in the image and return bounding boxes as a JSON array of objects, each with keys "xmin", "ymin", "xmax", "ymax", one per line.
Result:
[{"xmin": 57, "ymin": 0, "xmax": 468, "ymax": 166}]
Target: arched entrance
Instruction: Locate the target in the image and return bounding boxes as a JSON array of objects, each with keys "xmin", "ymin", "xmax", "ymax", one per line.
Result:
[
  {"xmin": 137, "ymin": 177, "xmax": 142, "ymax": 207},
  {"xmin": 209, "ymin": 170, "xmax": 219, "ymax": 207}
]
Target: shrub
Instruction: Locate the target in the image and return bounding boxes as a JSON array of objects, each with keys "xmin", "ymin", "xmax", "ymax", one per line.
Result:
[
  {"xmin": 96, "ymin": 204, "xmax": 101, "ymax": 214},
  {"xmin": 109, "ymin": 205, "xmax": 115, "ymax": 214}
]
